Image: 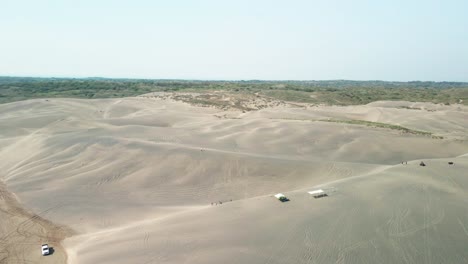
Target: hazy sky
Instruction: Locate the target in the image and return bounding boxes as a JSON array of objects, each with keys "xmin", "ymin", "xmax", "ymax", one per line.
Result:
[{"xmin": 1, "ymin": 0, "xmax": 467, "ymax": 81}]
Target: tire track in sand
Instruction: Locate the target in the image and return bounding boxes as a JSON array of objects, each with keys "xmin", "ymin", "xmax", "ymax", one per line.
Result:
[{"xmin": 0, "ymin": 180, "xmax": 74, "ymax": 264}]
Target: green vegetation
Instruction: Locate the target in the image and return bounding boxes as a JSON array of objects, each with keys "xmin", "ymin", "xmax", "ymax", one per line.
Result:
[
  {"xmin": 320, "ymin": 119, "xmax": 437, "ymax": 137},
  {"xmin": 0, "ymin": 77, "xmax": 467, "ymax": 105},
  {"xmin": 268, "ymin": 117, "xmax": 442, "ymax": 138},
  {"xmin": 261, "ymin": 87, "xmax": 467, "ymax": 106}
]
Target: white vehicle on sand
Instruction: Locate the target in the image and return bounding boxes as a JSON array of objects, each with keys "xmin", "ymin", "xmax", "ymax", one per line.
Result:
[{"xmin": 41, "ymin": 244, "xmax": 50, "ymax": 256}]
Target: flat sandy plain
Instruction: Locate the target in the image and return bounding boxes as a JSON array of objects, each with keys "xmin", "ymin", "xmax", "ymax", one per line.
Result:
[{"xmin": 0, "ymin": 94, "xmax": 467, "ymax": 263}]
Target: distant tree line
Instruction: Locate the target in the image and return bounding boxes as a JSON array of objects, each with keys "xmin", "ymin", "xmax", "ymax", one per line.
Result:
[{"xmin": 0, "ymin": 76, "xmax": 467, "ymax": 105}]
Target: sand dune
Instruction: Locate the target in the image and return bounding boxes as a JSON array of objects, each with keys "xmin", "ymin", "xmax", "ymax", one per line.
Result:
[
  {"xmin": 65, "ymin": 156, "xmax": 468, "ymax": 264},
  {"xmin": 0, "ymin": 97, "xmax": 467, "ymax": 263}
]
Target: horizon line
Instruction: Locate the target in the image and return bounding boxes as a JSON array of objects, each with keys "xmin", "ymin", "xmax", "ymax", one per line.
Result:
[{"xmin": 1, "ymin": 75, "xmax": 468, "ymax": 84}]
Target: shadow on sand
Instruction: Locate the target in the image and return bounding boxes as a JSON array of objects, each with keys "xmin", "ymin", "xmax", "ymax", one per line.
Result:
[{"xmin": 45, "ymin": 247, "xmax": 55, "ymax": 256}]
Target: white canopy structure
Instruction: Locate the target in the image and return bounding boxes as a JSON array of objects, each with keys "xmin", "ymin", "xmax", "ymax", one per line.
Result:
[
  {"xmin": 308, "ymin": 189, "xmax": 324, "ymax": 196},
  {"xmin": 308, "ymin": 189, "xmax": 328, "ymax": 198},
  {"xmin": 274, "ymin": 193, "xmax": 286, "ymax": 199},
  {"xmin": 274, "ymin": 193, "xmax": 289, "ymax": 202}
]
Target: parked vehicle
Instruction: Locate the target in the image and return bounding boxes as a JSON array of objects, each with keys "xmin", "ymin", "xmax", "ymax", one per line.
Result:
[{"xmin": 41, "ymin": 244, "xmax": 50, "ymax": 256}]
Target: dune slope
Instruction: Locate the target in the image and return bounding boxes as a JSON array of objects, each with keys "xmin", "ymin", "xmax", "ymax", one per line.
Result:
[{"xmin": 0, "ymin": 96, "xmax": 467, "ymax": 263}]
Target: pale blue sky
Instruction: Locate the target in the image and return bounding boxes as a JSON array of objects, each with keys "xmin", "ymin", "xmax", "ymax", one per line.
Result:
[{"xmin": 1, "ymin": 0, "xmax": 467, "ymax": 81}]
